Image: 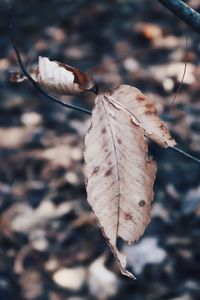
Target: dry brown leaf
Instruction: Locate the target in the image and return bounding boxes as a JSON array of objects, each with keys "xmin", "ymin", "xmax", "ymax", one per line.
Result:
[
  {"xmin": 84, "ymin": 93, "xmax": 157, "ymax": 278},
  {"xmin": 105, "ymin": 85, "xmax": 176, "ymax": 148},
  {"xmin": 11, "ymin": 57, "xmax": 95, "ymax": 95}
]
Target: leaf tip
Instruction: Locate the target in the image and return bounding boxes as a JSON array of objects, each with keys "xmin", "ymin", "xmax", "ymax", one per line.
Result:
[{"xmin": 121, "ymin": 267, "xmax": 136, "ymax": 280}]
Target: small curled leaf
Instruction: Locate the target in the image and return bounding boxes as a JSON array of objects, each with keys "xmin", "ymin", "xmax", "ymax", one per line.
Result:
[
  {"xmin": 11, "ymin": 57, "xmax": 95, "ymax": 96},
  {"xmin": 37, "ymin": 57, "xmax": 95, "ymax": 95}
]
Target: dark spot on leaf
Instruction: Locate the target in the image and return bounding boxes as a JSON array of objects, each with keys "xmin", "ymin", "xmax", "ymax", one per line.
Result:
[
  {"xmin": 105, "ymin": 167, "xmax": 112, "ymax": 176},
  {"xmin": 117, "ymin": 139, "xmax": 122, "ymax": 144},
  {"xmin": 139, "ymin": 200, "xmax": 146, "ymax": 207},
  {"xmin": 145, "ymin": 110, "xmax": 156, "ymax": 115},
  {"xmin": 101, "ymin": 128, "xmax": 106, "ymax": 134},
  {"xmin": 125, "ymin": 213, "xmax": 132, "ymax": 220},
  {"xmin": 93, "ymin": 166, "xmax": 99, "ymax": 174},
  {"xmin": 99, "ymin": 115, "xmax": 104, "ymax": 122},
  {"xmin": 136, "ymin": 94, "xmax": 145, "ymax": 101},
  {"xmin": 145, "ymin": 103, "xmax": 157, "ymax": 115},
  {"xmin": 108, "ymin": 112, "xmax": 116, "ymax": 120},
  {"xmin": 145, "ymin": 104, "xmax": 153, "ymax": 109}
]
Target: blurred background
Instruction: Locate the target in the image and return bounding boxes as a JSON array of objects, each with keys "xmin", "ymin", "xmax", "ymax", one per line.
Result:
[{"xmin": 1, "ymin": 0, "xmax": 200, "ymax": 299}]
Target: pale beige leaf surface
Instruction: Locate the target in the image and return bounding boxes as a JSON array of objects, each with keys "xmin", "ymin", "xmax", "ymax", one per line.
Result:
[
  {"xmin": 105, "ymin": 85, "xmax": 176, "ymax": 148},
  {"xmin": 84, "ymin": 94, "xmax": 157, "ymax": 278},
  {"xmin": 37, "ymin": 57, "xmax": 94, "ymax": 95},
  {"xmin": 11, "ymin": 57, "xmax": 95, "ymax": 95}
]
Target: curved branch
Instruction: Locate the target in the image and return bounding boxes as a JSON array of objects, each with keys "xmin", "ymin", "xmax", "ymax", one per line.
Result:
[{"xmin": 158, "ymin": 0, "xmax": 200, "ymax": 34}]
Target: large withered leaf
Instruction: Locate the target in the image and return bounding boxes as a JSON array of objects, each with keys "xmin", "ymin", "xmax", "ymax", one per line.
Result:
[
  {"xmin": 84, "ymin": 94, "xmax": 157, "ymax": 278},
  {"xmin": 105, "ymin": 85, "xmax": 176, "ymax": 148},
  {"xmin": 11, "ymin": 57, "xmax": 95, "ymax": 95}
]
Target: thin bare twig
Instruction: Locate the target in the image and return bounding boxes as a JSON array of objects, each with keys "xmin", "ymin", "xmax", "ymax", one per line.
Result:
[
  {"xmin": 158, "ymin": 0, "xmax": 200, "ymax": 34},
  {"xmin": 8, "ymin": 0, "xmax": 200, "ymax": 165},
  {"xmin": 169, "ymin": 146, "xmax": 200, "ymax": 164},
  {"xmin": 171, "ymin": 33, "xmax": 188, "ymax": 109}
]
